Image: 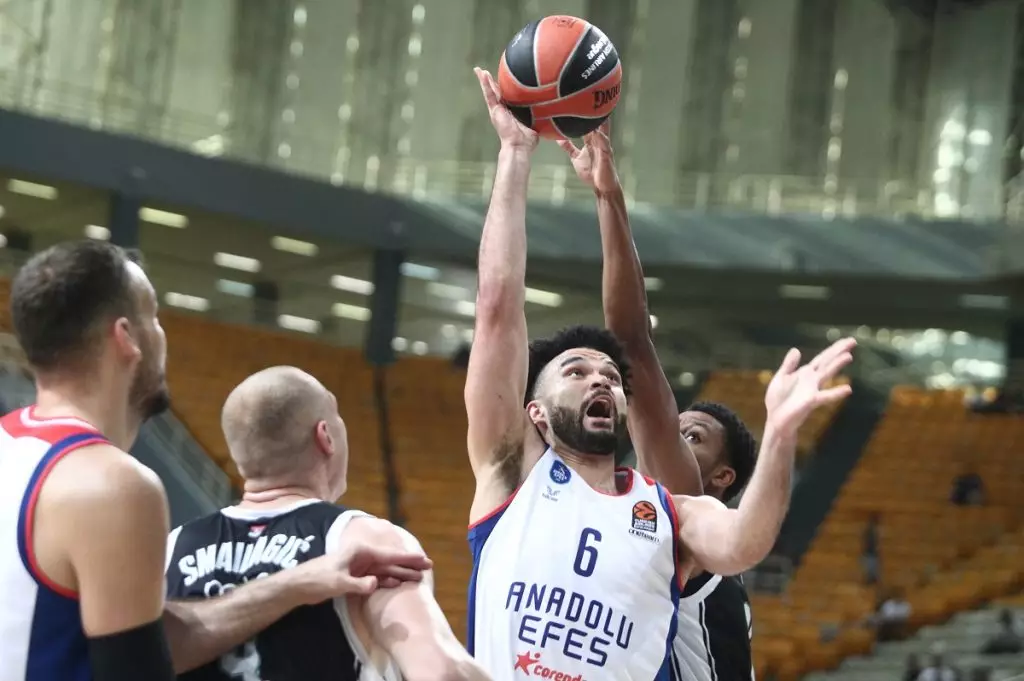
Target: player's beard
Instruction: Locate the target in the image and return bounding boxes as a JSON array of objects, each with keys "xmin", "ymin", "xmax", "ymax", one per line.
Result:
[
  {"xmin": 129, "ymin": 340, "xmax": 171, "ymax": 421},
  {"xmin": 548, "ymin": 405, "xmax": 625, "ymax": 457}
]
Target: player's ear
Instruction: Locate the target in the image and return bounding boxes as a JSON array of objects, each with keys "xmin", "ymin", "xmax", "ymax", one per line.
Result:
[
  {"xmin": 111, "ymin": 317, "xmax": 141, "ymax": 362},
  {"xmin": 526, "ymin": 400, "xmax": 546, "ymax": 425},
  {"xmin": 712, "ymin": 465, "xmax": 736, "ymax": 491},
  {"xmin": 313, "ymin": 420, "xmax": 333, "ymax": 458}
]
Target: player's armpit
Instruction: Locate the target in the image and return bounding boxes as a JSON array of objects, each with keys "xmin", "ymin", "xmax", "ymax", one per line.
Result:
[
  {"xmin": 352, "ymin": 519, "xmax": 489, "ymax": 681},
  {"xmin": 54, "ymin": 448, "xmax": 172, "ymax": 638},
  {"xmin": 674, "ymin": 494, "xmax": 770, "ymax": 577}
]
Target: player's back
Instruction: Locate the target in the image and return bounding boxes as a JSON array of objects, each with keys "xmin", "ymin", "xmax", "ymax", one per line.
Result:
[
  {"xmin": 673, "ymin": 573, "xmax": 754, "ymax": 681},
  {"xmin": 166, "ymin": 499, "xmax": 399, "ymax": 681},
  {"xmin": 0, "ymin": 406, "xmax": 109, "ymax": 681},
  {"xmin": 468, "ymin": 449, "xmax": 683, "ymax": 681}
]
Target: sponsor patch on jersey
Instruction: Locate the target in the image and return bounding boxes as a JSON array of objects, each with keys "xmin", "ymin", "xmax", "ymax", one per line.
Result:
[
  {"xmin": 248, "ymin": 524, "xmax": 266, "ymax": 538},
  {"xmin": 549, "ymin": 460, "xmax": 571, "ymax": 485},
  {"xmin": 514, "ymin": 651, "xmax": 584, "ymax": 680},
  {"xmin": 542, "ymin": 484, "xmax": 561, "ymax": 502},
  {"xmin": 631, "ymin": 501, "xmax": 657, "ymax": 533}
]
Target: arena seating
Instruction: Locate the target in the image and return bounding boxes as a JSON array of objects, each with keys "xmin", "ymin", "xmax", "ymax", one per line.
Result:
[
  {"xmin": 698, "ymin": 369, "xmax": 848, "ymax": 462},
  {"xmin": 750, "ymin": 387, "xmax": 1024, "ymax": 681},
  {"xmin": 804, "ymin": 604, "xmax": 1024, "ymax": 681}
]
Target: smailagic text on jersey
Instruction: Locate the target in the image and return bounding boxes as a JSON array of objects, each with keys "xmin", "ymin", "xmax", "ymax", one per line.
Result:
[{"xmin": 174, "ymin": 532, "xmax": 317, "ymax": 589}]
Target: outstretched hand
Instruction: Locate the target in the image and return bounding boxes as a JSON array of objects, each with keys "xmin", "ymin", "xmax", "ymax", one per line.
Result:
[
  {"xmin": 764, "ymin": 337, "xmax": 856, "ymax": 435},
  {"xmin": 292, "ymin": 538, "xmax": 433, "ymax": 604},
  {"xmin": 474, "ymin": 67, "xmax": 538, "ymax": 151},
  {"xmin": 555, "ymin": 120, "xmax": 622, "ymax": 194}
]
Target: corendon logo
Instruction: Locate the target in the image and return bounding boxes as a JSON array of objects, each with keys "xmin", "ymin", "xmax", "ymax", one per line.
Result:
[{"xmin": 513, "ymin": 652, "xmax": 585, "ymax": 680}]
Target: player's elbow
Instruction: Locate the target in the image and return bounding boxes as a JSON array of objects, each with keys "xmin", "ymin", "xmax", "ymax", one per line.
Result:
[{"xmin": 474, "ymin": 282, "xmax": 522, "ymax": 328}]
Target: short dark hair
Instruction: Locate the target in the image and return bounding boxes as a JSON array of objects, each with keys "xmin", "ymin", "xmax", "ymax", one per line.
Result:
[
  {"xmin": 688, "ymin": 401, "xmax": 756, "ymax": 503},
  {"xmin": 11, "ymin": 240, "xmax": 140, "ymax": 372},
  {"xmin": 524, "ymin": 324, "xmax": 631, "ymax": 405}
]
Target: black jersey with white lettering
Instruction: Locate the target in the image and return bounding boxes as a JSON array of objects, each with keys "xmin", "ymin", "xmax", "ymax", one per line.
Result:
[
  {"xmin": 670, "ymin": 572, "xmax": 753, "ymax": 681},
  {"xmin": 164, "ymin": 499, "xmax": 370, "ymax": 681}
]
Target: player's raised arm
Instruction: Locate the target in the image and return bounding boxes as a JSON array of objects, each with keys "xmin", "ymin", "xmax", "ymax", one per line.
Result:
[
  {"xmin": 350, "ymin": 518, "xmax": 490, "ymax": 681},
  {"xmin": 674, "ymin": 339, "xmax": 856, "ymax": 575},
  {"xmin": 465, "ymin": 67, "xmax": 539, "ymax": 508},
  {"xmin": 46, "ymin": 447, "xmax": 176, "ymax": 680},
  {"xmin": 558, "ymin": 122, "xmax": 701, "ymax": 495}
]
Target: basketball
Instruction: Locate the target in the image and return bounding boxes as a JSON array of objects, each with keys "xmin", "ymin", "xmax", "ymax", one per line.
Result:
[{"xmin": 498, "ymin": 15, "xmax": 622, "ymax": 140}]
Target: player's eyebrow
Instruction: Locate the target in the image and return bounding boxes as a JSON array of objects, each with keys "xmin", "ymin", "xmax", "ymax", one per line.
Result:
[{"xmin": 559, "ymin": 355, "xmax": 586, "ymax": 368}]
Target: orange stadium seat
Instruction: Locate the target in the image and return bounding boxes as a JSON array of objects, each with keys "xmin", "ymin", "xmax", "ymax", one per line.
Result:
[
  {"xmin": 748, "ymin": 386, "xmax": 1024, "ymax": 680},
  {"xmin": 698, "ymin": 369, "xmax": 849, "ymax": 462}
]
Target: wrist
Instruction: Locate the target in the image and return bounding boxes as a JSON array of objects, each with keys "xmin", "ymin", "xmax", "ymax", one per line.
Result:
[
  {"xmin": 761, "ymin": 421, "xmax": 799, "ymax": 450},
  {"xmin": 498, "ymin": 144, "xmax": 534, "ymax": 160},
  {"xmin": 594, "ymin": 185, "xmax": 625, "ymax": 201}
]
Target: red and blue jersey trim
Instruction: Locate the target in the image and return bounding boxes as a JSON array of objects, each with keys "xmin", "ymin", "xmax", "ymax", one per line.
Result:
[
  {"xmin": 15, "ymin": 429, "xmax": 109, "ymax": 681},
  {"xmin": 655, "ymin": 481, "xmax": 683, "ymax": 681}
]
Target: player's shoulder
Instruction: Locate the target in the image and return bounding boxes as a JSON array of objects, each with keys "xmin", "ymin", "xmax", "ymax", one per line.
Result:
[
  {"xmin": 345, "ymin": 515, "xmax": 422, "ymax": 551},
  {"xmin": 46, "ymin": 443, "xmax": 165, "ymax": 515}
]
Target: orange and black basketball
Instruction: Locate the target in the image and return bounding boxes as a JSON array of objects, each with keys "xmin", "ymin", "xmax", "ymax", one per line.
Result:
[
  {"xmin": 498, "ymin": 15, "xmax": 622, "ymax": 140},
  {"xmin": 633, "ymin": 501, "xmax": 657, "ymax": 521}
]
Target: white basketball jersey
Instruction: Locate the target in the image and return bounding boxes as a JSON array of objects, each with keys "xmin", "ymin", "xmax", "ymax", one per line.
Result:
[
  {"xmin": 468, "ymin": 449, "xmax": 683, "ymax": 681},
  {"xmin": 0, "ymin": 407, "xmax": 108, "ymax": 681}
]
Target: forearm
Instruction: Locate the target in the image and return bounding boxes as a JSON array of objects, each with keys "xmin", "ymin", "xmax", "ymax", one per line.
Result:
[
  {"xmin": 729, "ymin": 424, "xmax": 797, "ymax": 560},
  {"xmin": 477, "ymin": 146, "xmax": 531, "ymax": 309},
  {"xmin": 597, "ymin": 188, "xmax": 651, "ymax": 344},
  {"xmin": 163, "ymin": 575, "xmax": 300, "ymax": 673}
]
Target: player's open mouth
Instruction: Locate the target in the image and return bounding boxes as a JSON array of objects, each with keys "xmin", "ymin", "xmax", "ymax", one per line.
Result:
[{"xmin": 584, "ymin": 395, "xmax": 614, "ymax": 428}]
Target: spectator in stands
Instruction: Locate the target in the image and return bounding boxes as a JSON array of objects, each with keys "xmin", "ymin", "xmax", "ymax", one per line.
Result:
[
  {"xmin": 861, "ymin": 512, "xmax": 880, "ymax": 584},
  {"xmin": 979, "ymin": 609, "xmax": 1023, "ymax": 654},
  {"xmin": 873, "ymin": 588, "xmax": 911, "ymax": 642},
  {"xmin": 950, "ymin": 466, "xmax": 985, "ymax": 506},
  {"xmin": 917, "ymin": 652, "xmax": 960, "ymax": 681},
  {"xmin": 903, "ymin": 654, "xmax": 922, "ymax": 681}
]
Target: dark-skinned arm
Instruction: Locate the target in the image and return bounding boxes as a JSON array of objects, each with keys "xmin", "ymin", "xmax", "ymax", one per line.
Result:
[{"xmin": 596, "ymin": 186, "xmax": 702, "ymax": 496}]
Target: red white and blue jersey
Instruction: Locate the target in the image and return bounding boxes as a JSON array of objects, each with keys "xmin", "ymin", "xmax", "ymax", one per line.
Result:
[
  {"xmin": 0, "ymin": 407, "xmax": 109, "ymax": 681},
  {"xmin": 467, "ymin": 448, "xmax": 683, "ymax": 681}
]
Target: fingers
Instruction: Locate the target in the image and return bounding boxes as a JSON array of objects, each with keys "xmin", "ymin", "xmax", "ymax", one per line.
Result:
[
  {"xmin": 556, "ymin": 139, "xmax": 580, "ymax": 156},
  {"xmin": 819, "ymin": 351, "xmax": 854, "ymax": 382},
  {"xmin": 810, "ymin": 337, "xmax": 857, "ymax": 371},
  {"xmin": 374, "ymin": 564, "xmax": 428, "ymax": 583},
  {"xmin": 379, "ymin": 576, "xmax": 402, "ymax": 589},
  {"xmin": 344, "ymin": 574, "xmax": 378, "ymax": 596},
  {"xmin": 815, "ymin": 384, "xmax": 853, "ymax": 405},
  {"xmin": 777, "ymin": 348, "xmax": 802, "ymax": 375},
  {"xmin": 364, "ymin": 546, "xmax": 433, "ymax": 571},
  {"xmin": 483, "ymin": 69, "xmax": 503, "ymax": 104},
  {"xmin": 474, "ymin": 67, "xmax": 499, "ymax": 109}
]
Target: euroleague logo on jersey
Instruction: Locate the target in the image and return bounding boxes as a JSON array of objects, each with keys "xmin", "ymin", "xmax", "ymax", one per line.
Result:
[
  {"xmin": 514, "ymin": 651, "xmax": 584, "ymax": 680},
  {"xmin": 629, "ymin": 501, "xmax": 659, "ymax": 543}
]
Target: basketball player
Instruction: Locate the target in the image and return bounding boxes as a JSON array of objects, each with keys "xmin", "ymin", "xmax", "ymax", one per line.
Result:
[
  {"xmin": 466, "ymin": 67, "xmax": 841, "ymax": 680},
  {"xmin": 0, "ymin": 240, "xmax": 177, "ymax": 680},
  {"xmin": 557, "ymin": 121, "xmax": 856, "ymax": 680},
  {"xmin": 165, "ymin": 366, "xmax": 488, "ymax": 681}
]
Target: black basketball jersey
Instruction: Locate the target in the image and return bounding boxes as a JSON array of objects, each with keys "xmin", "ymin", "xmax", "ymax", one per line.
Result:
[
  {"xmin": 670, "ymin": 572, "xmax": 754, "ymax": 681},
  {"xmin": 164, "ymin": 499, "xmax": 378, "ymax": 681}
]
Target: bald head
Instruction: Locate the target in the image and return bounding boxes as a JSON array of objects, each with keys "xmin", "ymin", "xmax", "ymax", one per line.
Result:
[{"xmin": 222, "ymin": 366, "xmax": 337, "ymax": 480}]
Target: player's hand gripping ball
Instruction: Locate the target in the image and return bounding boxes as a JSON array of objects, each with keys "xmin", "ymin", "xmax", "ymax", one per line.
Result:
[{"xmin": 497, "ymin": 15, "xmax": 622, "ymax": 140}]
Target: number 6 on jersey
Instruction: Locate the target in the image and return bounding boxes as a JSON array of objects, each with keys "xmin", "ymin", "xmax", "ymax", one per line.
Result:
[{"xmin": 573, "ymin": 528, "xmax": 602, "ymax": 577}]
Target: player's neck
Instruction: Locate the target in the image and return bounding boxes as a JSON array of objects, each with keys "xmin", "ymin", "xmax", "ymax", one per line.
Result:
[
  {"xmin": 556, "ymin": 448, "xmax": 620, "ymax": 494},
  {"xmin": 238, "ymin": 481, "xmax": 324, "ymax": 509},
  {"xmin": 33, "ymin": 376, "xmax": 138, "ymax": 451}
]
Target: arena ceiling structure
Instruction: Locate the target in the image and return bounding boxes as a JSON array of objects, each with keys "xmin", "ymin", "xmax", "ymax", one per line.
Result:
[{"xmin": 0, "ymin": 168, "xmax": 1012, "ymax": 390}]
